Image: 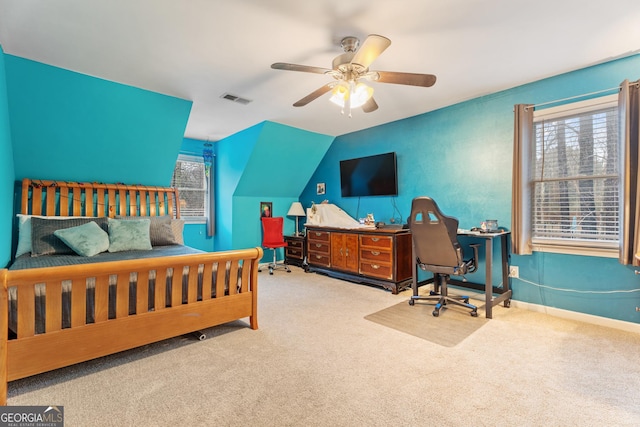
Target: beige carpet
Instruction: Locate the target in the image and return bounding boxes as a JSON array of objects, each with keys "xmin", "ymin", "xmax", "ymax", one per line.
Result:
[
  {"xmin": 6, "ymin": 267, "xmax": 640, "ymax": 426},
  {"xmin": 365, "ymin": 299, "xmax": 489, "ymax": 347}
]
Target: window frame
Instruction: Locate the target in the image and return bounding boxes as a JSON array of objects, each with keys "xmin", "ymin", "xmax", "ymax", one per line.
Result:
[
  {"xmin": 171, "ymin": 154, "xmax": 209, "ymax": 224},
  {"xmin": 528, "ymin": 94, "xmax": 620, "ymax": 258}
]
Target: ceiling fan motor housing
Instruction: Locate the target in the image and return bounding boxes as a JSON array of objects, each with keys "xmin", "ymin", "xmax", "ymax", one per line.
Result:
[{"xmin": 340, "ymin": 36, "xmax": 359, "ymax": 52}]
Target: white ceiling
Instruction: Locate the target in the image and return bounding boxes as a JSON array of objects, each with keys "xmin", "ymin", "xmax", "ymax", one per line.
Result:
[{"xmin": 1, "ymin": 0, "xmax": 639, "ymax": 141}]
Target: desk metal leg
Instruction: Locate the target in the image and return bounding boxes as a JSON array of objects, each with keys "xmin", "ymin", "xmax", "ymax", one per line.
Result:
[{"xmin": 485, "ymin": 238, "xmax": 493, "ymax": 319}]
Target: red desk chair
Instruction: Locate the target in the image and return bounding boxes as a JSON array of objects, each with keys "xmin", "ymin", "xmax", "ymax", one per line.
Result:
[{"xmin": 259, "ymin": 216, "xmax": 291, "ymax": 274}]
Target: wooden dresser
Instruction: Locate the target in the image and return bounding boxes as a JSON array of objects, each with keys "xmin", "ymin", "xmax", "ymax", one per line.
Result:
[{"xmin": 306, "ymin": 226, "xmax": 412, "ymax": 294}]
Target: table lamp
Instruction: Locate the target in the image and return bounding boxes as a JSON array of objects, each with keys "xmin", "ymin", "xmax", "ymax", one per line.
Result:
[{"xmin": 287, "ymin": 202, "xmax": 306, "ymax": 236}]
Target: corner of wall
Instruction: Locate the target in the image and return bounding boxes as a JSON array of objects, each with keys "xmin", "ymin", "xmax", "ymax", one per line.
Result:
[{"xmin": 0, "ymin": 44, "xmax": 16, "ymax": 267}]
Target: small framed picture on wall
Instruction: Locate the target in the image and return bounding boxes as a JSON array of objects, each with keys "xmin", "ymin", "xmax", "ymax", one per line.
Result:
[
  {"xmin": 260, "ymin": 201, "xmax": 272, "ymax": 218},
  {"xmin": 317, "ymin": 183, "xmax": 326, "ymax": 195}
]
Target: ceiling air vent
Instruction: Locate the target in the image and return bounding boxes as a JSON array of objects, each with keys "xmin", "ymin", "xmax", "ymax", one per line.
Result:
[{"xmin": 220, "ymin": 93, "xmax": 252, "ymax": 105}]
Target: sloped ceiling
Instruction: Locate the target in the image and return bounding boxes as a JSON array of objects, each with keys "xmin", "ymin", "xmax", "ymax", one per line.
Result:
[
  {"xmin": 0, "ymin": 1, "xmax": 639, "ymax": 141},
  {"xmin": 234, "ymin": 122, "xmax": 334, "ymax": 197}
]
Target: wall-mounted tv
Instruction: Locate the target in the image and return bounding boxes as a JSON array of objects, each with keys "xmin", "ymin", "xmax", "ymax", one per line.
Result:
[{"xmin": 340, "ymin": 152, "xmax": 398, "ymax": 197}]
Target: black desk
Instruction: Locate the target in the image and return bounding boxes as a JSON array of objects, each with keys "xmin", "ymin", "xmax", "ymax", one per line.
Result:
[
  {"xmin": 452, "ymin": 230, "xmax": 512, "ymax": 318},
  {"xmin": 413, "ymin": 230, "xmax": 512, "ymax": 319}
]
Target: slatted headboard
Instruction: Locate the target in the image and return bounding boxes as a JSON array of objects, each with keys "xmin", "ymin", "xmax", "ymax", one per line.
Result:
[{"xmin": 20, "ymin": 179, "xmax": 181, "ymax": 219}]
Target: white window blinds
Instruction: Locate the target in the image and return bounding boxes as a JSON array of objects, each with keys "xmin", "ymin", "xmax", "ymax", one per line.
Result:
[
  {"xmin": 532, "ymin": 97, "xmax": 619, "ymax": 246},
  {"xmin": 171, "ymin": 155, "xmax": 207, "ymax": 220}
]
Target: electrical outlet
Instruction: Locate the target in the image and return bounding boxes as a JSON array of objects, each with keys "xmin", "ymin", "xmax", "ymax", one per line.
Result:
[{"xmin": 509, "ymin": 266, "xmax": 519, "ymax": 278}]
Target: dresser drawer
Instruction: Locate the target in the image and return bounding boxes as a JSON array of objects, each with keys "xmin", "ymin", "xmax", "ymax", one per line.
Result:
[
  {"xmin": 308, "ymin": 241, "xmax": 330, "ymax": 255},
  {"xmin": 360, "ymin": 247, "xmax": 392, "ymax": 263},
  {"xmin": 286, "ymin": 247, "xmax": 304, "ymax": 260},
  {"xmin": 308, "ymin": 252, "xmax": 331, "ymax": 267},
  {"xmin": 307, "ymin": 230, "xmax": 330, "ymax": 243},
  {"xmin": 286, "ymin": 239, "xmax": 304, "ymax": 250},
  {"xmin": 360, "ymin": 235, "xmax": 393, "ymax": 250},
  {"xmin": 360, "ymin": 261, "xmax": 393, "ymax": 280}
]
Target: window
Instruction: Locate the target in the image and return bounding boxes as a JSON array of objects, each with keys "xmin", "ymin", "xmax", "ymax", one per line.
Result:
[
  {"xmin": 171, "ymin": 154, "xmax": 208, "ymax": 223},
  {"xmin": 529, "ymin": 95, "xmax": 619, "ymax": 256}
]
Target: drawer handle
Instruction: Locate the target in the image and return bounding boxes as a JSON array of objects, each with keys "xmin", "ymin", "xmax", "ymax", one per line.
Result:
[
  {"xmin": 370, "ymin": 251, "xmax": 380, "ymax": 256},
  {"xmin": 371, "ymin": 264, "xmax": 380, "ymax": 269},
  {"xmin": 315, "ymin": 232, "xmax": 322, "ymax": 237},
  {"xmin": 315, "ymin": 255, "xmax": 322, "ymax": 259},
  {"xmin": 315, "ymin": 243, "xmax": 322, "ymax": 248},
  {"xmin": 371, "ymin": 237, "xmax": 380, "ymax": 242}
]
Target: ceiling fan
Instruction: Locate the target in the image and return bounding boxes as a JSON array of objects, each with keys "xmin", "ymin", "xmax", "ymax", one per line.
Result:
[{"xmin": 271, "ymin": 34, "xmax": 436, "ymax": 116}]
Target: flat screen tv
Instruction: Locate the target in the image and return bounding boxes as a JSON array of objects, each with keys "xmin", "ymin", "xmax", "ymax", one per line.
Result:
[{"xmin": 340, "ymin": 152, "xmax": 398, "ymax": 197}]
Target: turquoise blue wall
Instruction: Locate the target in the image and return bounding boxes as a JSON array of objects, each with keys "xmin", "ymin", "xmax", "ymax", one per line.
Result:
[
  {"xmin": 301, "ymin": 54, "xmax": 640, "ymax": 324},
  {"xmin": 215, "ymin": 123, "xmax": 263, "ymax": 251},
  {"xmin": 0, "ymin": 45, "xmax": 15, "ymax": 267},
  {"xmin": 216, "ymin": 121, "xmax": 334, "ymax": 263},
  {"xmin": 5, "ymin": 55, "xmax": 192, "ymax": 185}
]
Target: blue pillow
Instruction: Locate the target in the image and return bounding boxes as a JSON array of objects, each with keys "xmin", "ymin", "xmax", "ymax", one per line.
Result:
[
  {"xmin": 108, "ymin": 218, "xmax": 152, "ymax": 252},
  {"xmin": 53, "ymin": 221, "xmax": 110, "ymax": 257},
  {"xmin": 31, "ymin": 216, "xmax": 109, "ymax": 257}
]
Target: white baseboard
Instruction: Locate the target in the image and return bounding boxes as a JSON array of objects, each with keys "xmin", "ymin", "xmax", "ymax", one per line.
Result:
[{"xmin": 511, "ymin": 300, "xmax": 640, "ymax": 335}]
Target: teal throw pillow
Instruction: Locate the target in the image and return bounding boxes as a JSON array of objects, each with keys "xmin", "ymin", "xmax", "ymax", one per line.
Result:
[
  {"xmin": 53, "ymin": 221, "xmax": 110, "ymax": 257},
  {"xmin": 108, "ymin": 218, "xmax": 152, "ymax": 252}
]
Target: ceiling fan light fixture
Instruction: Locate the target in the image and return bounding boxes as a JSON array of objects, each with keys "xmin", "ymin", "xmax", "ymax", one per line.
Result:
[
  {"xmin": 329, "ymin": 82, "xmax": 373, "ymax": 109},
  {"xmin": 350, "ymin": 83, "xmax": 374, "ymax": 108},
  {"xmin": 329, "ymin": 82, "xmax": 350, "ymax": 106}
]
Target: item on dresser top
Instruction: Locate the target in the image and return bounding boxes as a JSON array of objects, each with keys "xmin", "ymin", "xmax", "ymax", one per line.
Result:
[{"xmin": 305, "ymin": 203, "xmax": 372, "ymax": 229}]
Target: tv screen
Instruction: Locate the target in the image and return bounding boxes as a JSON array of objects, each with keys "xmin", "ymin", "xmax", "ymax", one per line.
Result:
[{"xmin": 340, "ymin": 152, "xmax": 398, "ymax": 197}]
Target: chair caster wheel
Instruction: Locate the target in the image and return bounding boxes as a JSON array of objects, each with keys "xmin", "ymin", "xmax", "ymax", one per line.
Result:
[
  {"xmin": 432, "ymin": 310, "xmax": 439, "ymax": 317},
  {"xmin": 470, "ymin": 311, "xmax": 478, "ymax": 317},
  {"xmin": 409, "ymin": 299, "xmax": 415, "ymax": 306}
]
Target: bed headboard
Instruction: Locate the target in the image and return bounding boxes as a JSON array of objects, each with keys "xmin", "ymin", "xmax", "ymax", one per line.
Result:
[{"xmin": 20, "ymin": 179, "xmax": 181, "ymax": 219}]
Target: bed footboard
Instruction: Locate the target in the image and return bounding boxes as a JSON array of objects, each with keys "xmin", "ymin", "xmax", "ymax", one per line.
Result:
[{"xmin": 0, "ymin": 247, "xmax": 262, "ymax": 405}]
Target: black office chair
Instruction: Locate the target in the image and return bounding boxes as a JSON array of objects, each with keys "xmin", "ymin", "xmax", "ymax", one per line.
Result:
[{"xmin": 408, "ymin": 197, "xmax": 480, "ymax": 317}]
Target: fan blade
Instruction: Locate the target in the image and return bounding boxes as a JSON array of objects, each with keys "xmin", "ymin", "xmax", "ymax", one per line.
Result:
[
  {"xmin": 350, "ymin": 34, "xmax": 391, "ymax": 69},
  {"xmin": 271, "ymin": 62, "xmax": 333, "ymax": 75},
  {"xmin": 293, "ymin": 83, "xmax": 335, "ymax": 107},
  {"xmin": 361, "ymin": 97, "xmax": 378, "ymax": 113},
  {"xmin": 374, "ymin": 71, "xmax": 437, "ymax": 87}
]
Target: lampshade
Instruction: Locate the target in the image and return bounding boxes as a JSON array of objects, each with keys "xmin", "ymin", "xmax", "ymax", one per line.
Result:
[
  {"xmin": 329, "ymin": 81, "xmax": 373, "ymax": 109},
  {"xmin": 287, "ymin": 202, "xmax": 306, "ymax": 217}
]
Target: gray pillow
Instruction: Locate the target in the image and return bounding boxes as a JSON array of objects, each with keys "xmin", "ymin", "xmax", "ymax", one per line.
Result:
[
  {"xmin": 116, "ymin": 215, "xmax": 177, "ymax": 246},
  {"xmin": 171, "ymin": 219, "xmax": 185, "ymax": 245},
  {"xmin": 108, "ymin": 218, "xmax": 152, "ymax": 252},
  {"xmin": 31, "ymin": 217, "xmax": 109, "ymax": 257},
  {"xmin": 54, "ymin": 221, "xmax": 110, "ymax": 257}
]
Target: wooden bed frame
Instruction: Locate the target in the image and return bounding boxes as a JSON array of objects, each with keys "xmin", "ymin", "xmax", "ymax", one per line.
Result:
[{"xmin": 0, "ymin": 179, "xmax": 262, "ymax": 404}]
